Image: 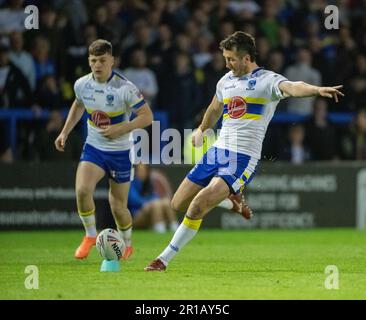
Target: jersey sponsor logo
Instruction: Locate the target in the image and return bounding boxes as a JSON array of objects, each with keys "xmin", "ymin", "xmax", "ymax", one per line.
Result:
[
  {"xmin": 83, "ymin": 95, "xmax": 95, "ymax": 101},
  {"xmin": 85, "ymin": 83, "xmax": 94, "ymax": 90},
  {"xmin": 91, "ymin": 110, "xmax": 111, "ymax": 127},
  {"xmin": 110, "ymin": 170, "xmax": 131, "ymax": 179},
  {"xmin": 228, "ymin": 96, "xmax": 247, "ymax": 119},
  {"xmin": 106, "ymin": 94, "xmax": 114, "ymax": 106},
  {"xmin": 246, "ymin": 79, "xmax": 256, "ymax": 90},
  {"xmin": 224, "ymin": 84, "xmax": 236, "ymax": 90},
  {"xmin": 95, "ymin": 89, "xmax": 104, "ymax": 94}
]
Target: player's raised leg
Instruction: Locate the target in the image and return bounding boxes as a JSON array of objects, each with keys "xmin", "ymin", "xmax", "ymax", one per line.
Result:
[
  {"xmin": 145, "ymin": 177, "xmax": 229, "ymax": 271},
  {"xmin": 170, "ymin": 177, "xmax": 204, "ymax": 213},
  {"xmin": 108, "ymin": 179, "xmax": 134, "ymax": 260},
  {"xmin": 74, "ymin": 161, "xmax": 105, "ymax": 259}
]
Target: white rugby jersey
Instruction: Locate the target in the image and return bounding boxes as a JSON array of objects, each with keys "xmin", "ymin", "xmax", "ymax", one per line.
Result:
[
  {"xmin": 214, "ymin": 68, "xmax": 288, "ymax": 159},
  {"xmin": 74, "ymin": 71, "xmax": 145, "ymax": 151}
]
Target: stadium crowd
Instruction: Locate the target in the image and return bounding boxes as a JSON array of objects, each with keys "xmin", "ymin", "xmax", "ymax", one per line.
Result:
[{"xmin": 0, "ymin": 0, "xmax": 366, "ymax": 163}]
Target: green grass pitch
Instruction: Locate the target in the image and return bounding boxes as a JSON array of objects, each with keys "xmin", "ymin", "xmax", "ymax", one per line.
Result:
[{"xmin": 1, "ymin": 229, "xmax": 365, "ymax": 299}]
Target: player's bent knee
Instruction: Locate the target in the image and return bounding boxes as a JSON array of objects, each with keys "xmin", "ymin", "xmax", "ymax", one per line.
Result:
[
  {"xmin": 189, "ymin": 196, "xmax": 209, "ymax": 217},
  {"xmin": 171, "ymin": 197, "xmax": 185, "ymax": 212},
  {"xmin": 75, "ymin": 185, "xmax": 94, "ymax": 199}
]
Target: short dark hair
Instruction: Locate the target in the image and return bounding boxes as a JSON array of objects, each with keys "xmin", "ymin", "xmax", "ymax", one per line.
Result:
[
  {"xmin": 88, "ymin": 39, "xmax": 112, "ymax": 56},
  {"xmin": 219, "ymin": 31, "xmax": 256, "ymax": 61}
]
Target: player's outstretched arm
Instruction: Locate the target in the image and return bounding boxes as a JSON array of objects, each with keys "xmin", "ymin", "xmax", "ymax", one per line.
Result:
[
  {"xmin": 193, "ymin": 95, "xmax": 224, "ymax": 147},
  {"xmin": 55, "ymin": 100, "xmax": 85, "ymax": 152},
  {"xmin": 100, "ymin": 103, "xmax": 153, "ymax": 139},
  {"xmin": 279, "ymin": 81, "xmax": 344, "ymax": 102}
]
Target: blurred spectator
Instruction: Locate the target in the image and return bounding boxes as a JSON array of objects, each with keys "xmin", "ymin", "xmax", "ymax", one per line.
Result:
[
  {"xmin": 92, "ymin": 2, "xmax": 126, "ymax": 48},
  {"xmin": 192, "ymin": 36, "xmax": 213, "ymax": 68},
  {"xmin": 173, "ymin": 33, "xmax": 192, "ymax": 55},
  {"xmin": 284, "ymin": 47, "xmax": 322, "ymax": 115},
  {"xmin": 190, "ymin": 7, "xmax": 214, "ymax": 41},
  {"xmin": 38, "ymin": 5, "xmax": 64, "ymax": 62},
  {"xmin": 31, "ymin": 36, "xmax": 56, "ymax": 84},
  {"xmin": 102, "ymin": 0, "xmax": 126, "ymax": 47},
  {"xmin": 9, "ymin": 31, "xmax": 36, "ymax": 91},
  {"xmin": 255, "ymin": 37, "xmax": 270, "ymax": 66},
  {"xmin": 93, "ymin": 5, "xmax": 114, "ymax": 42},
  {"xmin": 23, "ymin": 5, "xmax": 65, "ymax": 65},
  {"xmin": 36, "ymin": 75, "xmax": 62, "ymax": 110},
  {"xmin": 123, "ymin": 49, "xmax": 158, "ymax": 107},
  {"xmin": 258, "ymin": 0, "xmax": 280, "ymax": 48},
  {"xmin": 308, "ymin": 35, "xmax": 332, "ymax": 87},
  {"xmin": 227, "ymin": 0, "xmax": 260, "ymax": 17},
  {"xmin": 266, "ymin": 49, "xmax": 285, "ymax": 74},
  {"xmin": 33, "ymin": 110, "xmax": 82, "ymax": 161},
  {"xmin": 216, "ymin": 20, "xmax": 235, "ymax": 45},
  {"xmin": 128, "ymin": 163, "xmax": 179, "ymax": 233},
  {"xmin": 62, "ymin": 23, "xmax": 97, "ymax": 84},
  {"xmin": 0, "ymin": 44, "xmax": 33, "ymax": 108},
  {"xmin": 201, "ymin": 50, "xmax": 226, "ymax": 106},
  {"xmin": 121, "ymin": 19, "xmax": 155, "ymax": 68},
  {"xmin": 61, "ymin": 0, "xmax": 88, "ymax": 45},
  {"xmin": 146, "ymin": 8, "xmax": 163, "ymax": 34},
  {"xmin": 279, "ymin": 124, "xmax": 311, "ymax": 164},
  {"xmin": 304, "ymin": 98, "xmax": 338, "ymax": 160},
  {"xmin": 158, "ymin": 52, "xmax": 200, "ymax": 132},
  {"xmin": 162, "ymin": 0, "xmax": 190, "ymax": 32},
  {"xmin": 0, "ymin": 122, "xmax": 13, "ymax": 163},
  {"xmin": 329, "ymin": 25, "xmax": 356, "ymax": 87},
  {"xmin": 348, "ymin": 53, "xmax": 366, "ymax": 111},
  {"xmin": 0, "ymin": 0, "xmax": 26, "ymax": 35},
  {"xmin": 208, "ymin": 0, "xmax": 233, "ymax": 35},
  {"xmin": 277, "ymin": 26, "xmax": 296, "ymax": 65},
  {"xmin": 340, "ymin": 109, "xmax": 366, "ymax": 160},
  {"xmin": 149, "ymin": 24, "xmax": 175, "ymax": 75}
]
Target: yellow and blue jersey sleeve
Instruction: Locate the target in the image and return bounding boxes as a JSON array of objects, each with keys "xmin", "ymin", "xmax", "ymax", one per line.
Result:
[{"xmin": 124, "ymin": 82, "xmax": 146, "ymax": 111}]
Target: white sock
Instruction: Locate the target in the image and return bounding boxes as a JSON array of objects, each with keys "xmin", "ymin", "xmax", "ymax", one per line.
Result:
[
  {"xmin": 169, "ymin": 221, "xmax": 179, "ymax": 232},
  {"xmin": 158, "ymin": 216, "xmax": 202, "ymax": 265},
  {"xmin": 118, "ymin": 225, "xmax": 132, "ymax": 247},
  {"xmin": 153, "ymin": 222, "xmax": 167, "ymax": 233},
  {"xmin": 217, "ymin": 198, "xmax": 234, "ymax": 210},
  {"xmin": 78, "ymin": 209, "xmax": 97, "ymax": 237}
]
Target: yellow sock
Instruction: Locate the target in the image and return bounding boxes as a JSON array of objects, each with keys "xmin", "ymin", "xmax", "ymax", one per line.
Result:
[{"xmin": 159, "ymin": 215, "xmax": 202, "ymax": 265}]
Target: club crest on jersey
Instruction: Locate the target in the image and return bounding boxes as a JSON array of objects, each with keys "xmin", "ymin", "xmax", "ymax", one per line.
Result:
[
  {"xmin": 85, "ymin": 83, "xmax": 94, "ymax": 90},
  {"xmin": 228, "ymin": 96, "xmax": 247, "ymax": 119},
  {"xmin": 106, "ymin": 94, "xmax": 114, "ymax": 106},
  {"xmin": 246, "ymin": 79, "xmax": 256, "ymax": 90}
]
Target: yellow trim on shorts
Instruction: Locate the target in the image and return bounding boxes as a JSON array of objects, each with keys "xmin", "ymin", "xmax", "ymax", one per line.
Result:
[{"xmin": 183, "ymin": 216, "xmax": 202, "ymax": 230}]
